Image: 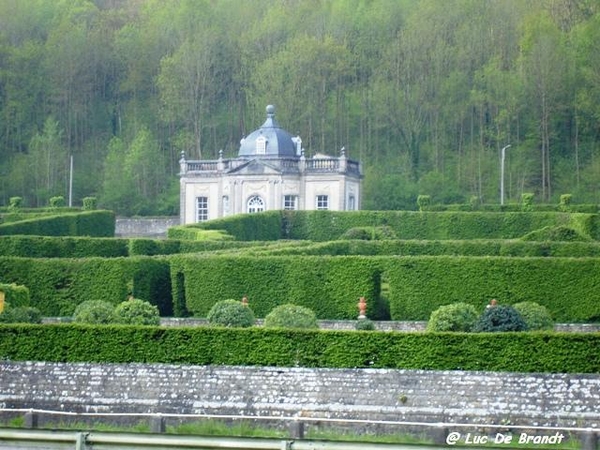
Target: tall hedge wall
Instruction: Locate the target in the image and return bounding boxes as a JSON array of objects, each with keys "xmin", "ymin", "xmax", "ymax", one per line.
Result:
[
  {"xmin": 0, "ymin": 210, "xmax": 115, "ymax": 237},
  {"xmin": 176, "ymin": 211, "xmax": 282, "ymax": 241},
  {"xmin": 385, "ymin": 256, "xmax": 600, "ymax": 322},
  {"xmin": 284, "ymin": 211, "xmax": 600, "ymax": 241},
  {"xmin": 0, "ymin": 256, "xmax": 171, "ymax": 316},
  {"xmin": 1, "ymin": 324, "xmax": 599, "ymax": 373},
  {"xmin": 170, "ymin": 255, "xmax": 383, "ymax": 319},
  {"xmin": 169, "ymin": 210, "xmax": 600, "ymax": 242}
]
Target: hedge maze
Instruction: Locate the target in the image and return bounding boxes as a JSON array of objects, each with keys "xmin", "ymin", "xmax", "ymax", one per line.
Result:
[{"xmin": 1, "ymin": 209, "xmax": 600, "ymax": 372}]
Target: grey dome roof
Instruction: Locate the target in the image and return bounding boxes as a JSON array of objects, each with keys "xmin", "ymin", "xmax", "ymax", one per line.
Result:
[{"xmin": 238, "ymin": 105, "xmax": 299, "ymax": 158}]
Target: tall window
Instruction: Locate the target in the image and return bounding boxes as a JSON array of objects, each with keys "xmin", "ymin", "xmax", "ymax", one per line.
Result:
[
  {"xmin": 348, "ymin": 195, "xmax": 356, "ymax": 211},
  {"xmin": 255, "ymin": 136, "xmax": 267, "ymax": 154},
  {"xmin": 222, "ymin": 195, "xmax": 230, "ymax": 216},
  {"xmin": 247, "ymin": 195, "xmax": 265, "ymax": 213},
  {"xmin": 316, "ymin": 195, "xmax": 329, "ymax": 210},
  {"xmin": 196, "ymin": 196, "xmax": 209, "ymax": 222},
  {"xmin": 283, "ymin": 195, "xmax": 298, "ymax": 210}
]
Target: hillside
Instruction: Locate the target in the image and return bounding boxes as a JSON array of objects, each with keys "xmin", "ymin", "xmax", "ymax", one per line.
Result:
[{"xmin": 1, "ymin": 0, "xmax": 599, "ymax": 213}]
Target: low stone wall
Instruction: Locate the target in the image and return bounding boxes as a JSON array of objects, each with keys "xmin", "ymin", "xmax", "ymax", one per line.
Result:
[
  {"xmin": 43, "ymin": 317, "xmax": 600, "ymax": 332},
  {"xmin": 1, "ymin": 361, "xmax": 599, "ymax": 429},
  {"xmin": 115, "ymin": 216, "xmax": 179, "ymax": 238},
  {"xmin": 155, "ymin": 318, "xmax": 428, "ymax": 331}
]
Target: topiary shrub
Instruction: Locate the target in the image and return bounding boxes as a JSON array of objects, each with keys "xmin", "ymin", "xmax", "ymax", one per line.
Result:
[
  {"xmin": 0, "ymin": 305, "xmax": 42, "ymax": 324},
  {"xmin": 355, "ymin": 318, "xmax": 376, "ymax": 331},
  {"xmin": 417, "ymin": 195, "xmax": 431, "ymax": 212},
  {"xmin": 559, "ymin": 194, "xmax": 572, "ymax": 212},
  {"xmin": 513, "ymin": 301, "xmax": 554, "ymax": 331},
  {"xmin": 264, "ymin": 304, "xmax": 318, "ymax": 329},
  {"xmin": 426, "ymin": 302, "xmax": 479, "ymax": 332},
  {"xmin": 73, "ymin": 300, "xmax": 116, "ymax": 324},
  {"xmin": 49, "ymin": 196, "xmax": 66, "ymax": 208},
  {"xmin": 82, "ymin": 197, "xmax": 97, "ymax": 211},
  {"xmin": 206, "ymin": 299, "xmax": 255, "ymax": 328},
  {"xmin": 114, "ymin": 298, "xmax": 160, "ymax": 326},
  {"xmin": 8, "ymin": 196, "xmax": 22, "ymax": 211},
  {"xmin": 521, "ymin": 193, "xmax": 535, "ymax": 211},
  {"xmin": 472, "ymin": 305, "xmax": 528, "ymax": 332}
]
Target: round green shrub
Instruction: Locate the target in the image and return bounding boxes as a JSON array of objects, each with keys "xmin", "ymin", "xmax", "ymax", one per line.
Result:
[
  {"xmin": 0, "ymin": 306, "xmax": 42, "ymax": 324},
  {"xmin": 206, "ymin": 299, "xmax": 255, "ymax": 328},
  {"xmin": 513, "ymin": 302, "xmax": 554, "ymax": 331},
  {"xmin": 73, "ymin": 300, "xmax": 116, "ymax": 324},
  {"xmin": 49, "ymin": 196, "xmax": 66, "ymax": 208},
  {"xmin": 426, "ymin": 302, "xmax": 479, "ymax": 332},
  {"xmin": 472, "ymin": 305, "xmax": 528, "ymax": 332},
  {"xmin": 355, "ymin": 318, "xmax": 376, "ymax": 331},
  {"xmin": 114, "ymin": 298, "xmax": 160, "ymax": 326},
  {"xmin": 264, "ymin": 304, "xmax": 318, "ymax": 329}
]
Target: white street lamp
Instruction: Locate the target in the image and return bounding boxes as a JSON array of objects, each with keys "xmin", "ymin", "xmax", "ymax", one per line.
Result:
[{"xmin": 500, "ymin": 144, "xmax": 511, "ymax": 206}]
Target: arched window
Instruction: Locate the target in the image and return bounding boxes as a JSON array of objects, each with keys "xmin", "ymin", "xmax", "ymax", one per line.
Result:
[{"xmin": 247, "ymin": 195, "xmax": 265, "ymax": 213}]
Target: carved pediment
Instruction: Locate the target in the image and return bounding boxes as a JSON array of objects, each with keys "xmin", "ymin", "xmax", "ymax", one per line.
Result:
[{"xmin": 227, "ymin": 159, "xmax": 283, "ymax": 176}]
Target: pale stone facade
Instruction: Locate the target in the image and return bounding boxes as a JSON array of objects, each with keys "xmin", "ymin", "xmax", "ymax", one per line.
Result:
[{"xmin": 179, "ymin": 105, "xmax": 362, "ymax": 224}]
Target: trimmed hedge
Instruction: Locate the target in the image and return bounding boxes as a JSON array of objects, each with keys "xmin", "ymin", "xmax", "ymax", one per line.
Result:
[
  {"xmin": 0, "ymin": 236, "xmax": 129, "ymax": 258},
  {"xmin": 201, "ymin": 211, "xmax": 283, "ymax": 241},
  {"xmin": 0, "ymin": 210, "xmax": 115, "ymax": 237},
  {"xmin": 0, "ymin": 236, "xmax": 283, "ymax": 258},
  {"xmin": 172, "ymin": 210, "xmax": 600, "ymax": 242},
  {"xmin": 5, "ymin": 235, "xmax": 600, "ymax": 259},
  {"xmin": 0, "ymin": 324, "xmax": 599, "ymax": 373},
  {"xmin": 237, "ymin": 239, "xmax": 600, "ymax": 258},
  {"xmin": 170, "ymin": 255, "xmax": 383, "ymax": 319},
  {"xmin": 166, "ymin": 227, "xmax": 235, "ymax": 241},
  {"xmin": 0, "ymin": 256, "xmax": 171, "ymax": 316},
  {"xmin": 284, "ymin": 211, "xmax": 600, "ymax": 241},
  {"xmin": 385, "ymin": 256, "xmax": 600, "ymax": 322}
]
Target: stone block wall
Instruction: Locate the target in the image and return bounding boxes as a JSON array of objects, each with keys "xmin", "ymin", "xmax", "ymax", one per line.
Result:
[
  {"xmin": 115, "ymin": 217, "xmax": 179, "ymax": 238},
  {"xmin": 1, "ymin": 362, "xmax": 599, "ymax": 428}
]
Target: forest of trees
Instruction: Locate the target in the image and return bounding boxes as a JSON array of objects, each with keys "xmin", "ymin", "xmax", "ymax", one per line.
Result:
[{"xmin": 0, "ymin": 0, "xmax": 599, "ymax": 214}]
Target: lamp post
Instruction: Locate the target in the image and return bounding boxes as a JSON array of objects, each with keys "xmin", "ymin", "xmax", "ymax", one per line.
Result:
[{"xmin": 500, "ymin": 144, "xmax": 511, "ymax": 206}]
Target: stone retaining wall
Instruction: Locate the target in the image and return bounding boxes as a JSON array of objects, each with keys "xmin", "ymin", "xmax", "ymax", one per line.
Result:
[
  {"xmin": 115, "ymin": 217, "xmax": 179, "ymax": 238},
  {"xmin": 1, "ymin": 362, "xmax": 599, "ymax": 428}
]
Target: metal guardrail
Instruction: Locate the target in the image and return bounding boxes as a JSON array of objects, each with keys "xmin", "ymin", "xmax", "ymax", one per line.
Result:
[
  {"xmin": 0, "ymin": 409, "xmax": 598, "ymax": 449},
  {"xmin": 0, "ymin": 428, "xmax": 445, "ymax": 450}
]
